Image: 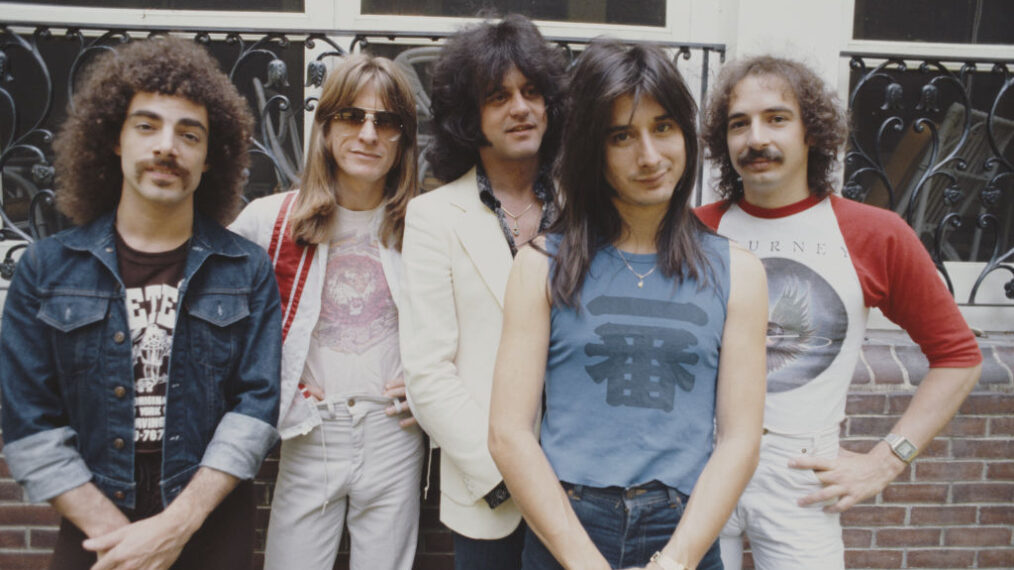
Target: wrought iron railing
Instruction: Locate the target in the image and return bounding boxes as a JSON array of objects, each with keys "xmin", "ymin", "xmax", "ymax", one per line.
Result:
[
  {"xmin": 0, "ymin": 21, "xmax": 725, "ymax": 259},
  {"xmin": 842, "ymin": 51, "xmax": 1013, "ymax": 306}
]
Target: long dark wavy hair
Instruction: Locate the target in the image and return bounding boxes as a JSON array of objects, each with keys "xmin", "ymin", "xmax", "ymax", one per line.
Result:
[
  {"xmin": 550, "ymin": 39, "xmax": 713, "ymax": 308},
  {"xmin": 288, "ymin": 54, "xmax": 418, "ymax": 249},
  {"xmin": 702, "ymin": 55, "xmax": 849, "ymax": 201},
  {"xmin": 53, "ymin": 35, "xmax": 254, "ymax": 226},
  {"xmin": 426, "ymin": 13, "xmax": 566, "ymax": 183}
]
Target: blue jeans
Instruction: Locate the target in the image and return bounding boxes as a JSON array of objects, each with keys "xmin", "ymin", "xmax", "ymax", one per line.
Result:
[
  {"xmin": 522, "ymin": 481, "xmax": 723, "ymax": 569},
  {"xmin": 453, "ymin": 522, "xmax": 525, "ymax": 570}
]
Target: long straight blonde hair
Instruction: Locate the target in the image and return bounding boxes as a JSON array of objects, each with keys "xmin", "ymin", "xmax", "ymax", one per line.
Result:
[{"xmin": 289, "ymin": 54, "xmax": 419, "ymax": 249}]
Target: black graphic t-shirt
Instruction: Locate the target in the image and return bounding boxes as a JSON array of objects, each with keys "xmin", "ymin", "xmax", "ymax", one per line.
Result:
[{"xmin": 116, "ymin": 232, "xmax": 187, "ymax": 454}]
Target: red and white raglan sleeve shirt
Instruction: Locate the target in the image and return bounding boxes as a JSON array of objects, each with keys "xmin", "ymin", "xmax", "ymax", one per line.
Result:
[{"xmin": 696, "ymin": 195, "xmax": 981, "ymax": 434}]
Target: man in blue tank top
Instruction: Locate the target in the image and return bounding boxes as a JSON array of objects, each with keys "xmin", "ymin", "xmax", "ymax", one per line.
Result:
[{"xmin": 489, "ymin": 40, "xmax": 769, "ymax": 570}]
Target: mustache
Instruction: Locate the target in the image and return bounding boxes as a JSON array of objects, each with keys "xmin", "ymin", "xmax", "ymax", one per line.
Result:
[
  {"xmin": 736, "ymin": 146, "xmax": 783, "ymax": 166},
  {"xmin": 136, "ymin": 157, "xmax": 188, "ymax": 177}
]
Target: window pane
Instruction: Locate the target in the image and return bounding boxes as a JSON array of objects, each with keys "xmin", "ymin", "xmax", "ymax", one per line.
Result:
[
  {"xmin": 853, "ymin": 0, "xmax": 1013, "ymax": 45},
  {"xmin": 361, "ymin": 0, "xmax": 666, "ymax": 27},
  {"xmin": 12, "ymin": 0, "xmax": 304, "ymax": 11}
]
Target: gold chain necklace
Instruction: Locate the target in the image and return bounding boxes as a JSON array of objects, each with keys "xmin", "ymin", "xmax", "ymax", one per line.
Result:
[
  {"xmin": 614, "ymin": 248, "xmax": 657, "ymax": 288},
  {"xmin": 500, "ymin": 201, "xmax": 536, "ymax": 237}
]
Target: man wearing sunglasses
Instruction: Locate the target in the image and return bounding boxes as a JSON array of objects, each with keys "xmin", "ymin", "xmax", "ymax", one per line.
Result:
[
  {"xmin": 399, "ymin": 13, "xmax": 566, "ymax": 570},
  {"xmin": 231, "ymin": 55, "xmax": 422, "ymax": 569}
]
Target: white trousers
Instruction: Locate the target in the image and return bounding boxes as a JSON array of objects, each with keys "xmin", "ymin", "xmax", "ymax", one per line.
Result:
[
  {"xmin": 720, "ymin": 427, "xmax": 845, "ymax": 570},
  {"xmin": 264, "ymin": 396, "xmax": 424, "ymax": 570}
]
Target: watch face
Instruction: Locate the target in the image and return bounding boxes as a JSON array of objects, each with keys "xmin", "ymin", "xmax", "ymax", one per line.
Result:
[{"xmin": 897, "ymin": 440, "xmax": 917, "ymax": 458}]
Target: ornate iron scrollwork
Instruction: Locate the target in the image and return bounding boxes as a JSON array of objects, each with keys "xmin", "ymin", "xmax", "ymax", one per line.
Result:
[{"xmin": 844, "ymin": 52, "xmax": 1013, "ymax": 306}]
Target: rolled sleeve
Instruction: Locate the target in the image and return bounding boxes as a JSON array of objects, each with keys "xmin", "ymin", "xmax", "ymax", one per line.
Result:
[
  {"xmin": 199, "ymin": 246, "xmax": 281, "ymax": 479},
  {"xmin": 5, "ymin": 427, "xmax": 93, "ymax": 503},
  {"xmin": 200, "ymin": 411, "xmax": 278, "ymax": 480}
]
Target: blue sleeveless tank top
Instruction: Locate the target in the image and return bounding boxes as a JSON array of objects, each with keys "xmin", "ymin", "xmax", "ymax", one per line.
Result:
[{"xmin": 542, "ymin": 232, "xmax": 730, "ymax": 494}]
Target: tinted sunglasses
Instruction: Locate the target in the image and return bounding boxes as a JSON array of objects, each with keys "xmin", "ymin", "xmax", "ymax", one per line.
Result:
[{"xmin": 330, "ymin": 107, "xmax": 404, "ymax": 141}]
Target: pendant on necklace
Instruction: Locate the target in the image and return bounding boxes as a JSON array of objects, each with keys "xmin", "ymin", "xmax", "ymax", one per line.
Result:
[
  {"xmin": 512, "ymin": 225, "xmax": 520, "ymax": 237},
  {"xmin": 637, "ymin": 280, "xmax": 644, "ymax": 288}
]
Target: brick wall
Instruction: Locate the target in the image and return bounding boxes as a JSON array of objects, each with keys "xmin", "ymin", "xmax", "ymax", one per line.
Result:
[{"xmin": 1, "ymin": 331, "xmax": 1011, "ymax": 569}]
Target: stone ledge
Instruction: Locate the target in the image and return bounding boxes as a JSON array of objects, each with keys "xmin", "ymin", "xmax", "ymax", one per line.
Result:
[{"xmin": 855, "ymin": 330, "xmax": 1013, "ymax": 390}]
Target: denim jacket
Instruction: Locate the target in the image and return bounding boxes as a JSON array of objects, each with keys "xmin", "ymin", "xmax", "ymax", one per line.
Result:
[{"xmin": 0, "ymin": 212, "xmax": 281, "ymax": 509}]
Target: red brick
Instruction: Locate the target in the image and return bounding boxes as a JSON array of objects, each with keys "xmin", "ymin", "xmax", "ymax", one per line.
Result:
[
  {"xmin": 986, "ymin": 461, "xmax": 1014, "ymax": 480},
  {"xmin": 842, "ymin": 505, "xmax": 906, "ymax": 526},
  {"xmin": 952, "ymin": 482, "xmax": 1014, "ymax": 503},
  {"xmin": 990, "ymin": 415, "xmax": 1014, "ymax": 435},
  {"xmin": 865, "ymin": 345, "xmax": 905, "ymax": 384},
  {"xmin": 851, "ymin": 359, "xmax": 873, "ymax": 385},
  {"xmin": 913, "ymin": 460, "xmax": 983, "ymax": 481},
  {"xmin": 0, "ymin": 504, "xmax": 60, "ymax": 525},
  {"xmin": 0, "ymin": 553, "xmax": 52, "ymax": 570},
  {"xmin": 910, "ymin": 505, "xmax": 977, "ymax": 525},
  {"xmin": 906, "ymin": 549, "xmax": 976, "ymax": 567},
  {"xmin": 29, "ymin": 527, "xmax": 59, "ymax": 548},
  {"xmin": 895, "ymin": 344, "xmax": 931, "ymax": 384},
  {"xmin": 881, "ymin": 483, "xmax": 949, "ymax": 503},
  {"xmin": 0, "ymin": 529, "xmax": 25, "ymax": 548},
  {"xmin": 960, "ymin": 394, "xmax": 1014, "ymax": 414},
  {"xmin": 939, "ymin": 416, "xmax": 987, "ymax": 436},
  {"xmin": 888, "ymin": 394, "xmax": 913, "ymax": 413},
  {"xmin": 875, "ymin": 527, "xmax": 940, "ymax": 547},
  {"xmin": 981, "ymin": 506, "xmax": 1014, "ymax": 524},
  {"xmin": 0, "ymin": 480, "xmax": 24, "ymax": 500},
  {"xmin": 845, "ymin": 394, "xmax": 886, "ymax": 414},
  {"xmin": 843, "ymin": 528, "xmax": 872, "ymax": 548},
  {"xmin": 978, "ymin": 548, "xmax": 1014, "ymax": 568},
  {"xmin": 952, "ymin": 439, "xmax": 1014, "ymax": 459},
  {"xmin": 917, "ymin": 439, "xmax": 949, "ymax": 459},
  {"xmin": 848, "ymin": 416, "xmax": 899, "ymax": 437},
  {"xmin": 844, "ymin": 549, "xmax": 903, "ymax": 568},
  {"xmin": 944, "ymin": 526, "xmax": 1011, "ymax": 546}
]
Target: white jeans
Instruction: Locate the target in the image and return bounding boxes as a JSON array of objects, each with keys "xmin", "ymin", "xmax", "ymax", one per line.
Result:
[
  {"xmin": 264, "ymin": 396, "xmax": 424, "ymax": 570},
  {"xmin": 720, "ymin": 427, "xmax": 844, "ymax": 570}
]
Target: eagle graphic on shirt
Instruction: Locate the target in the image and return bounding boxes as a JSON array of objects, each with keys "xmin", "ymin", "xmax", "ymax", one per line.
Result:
[{"xmin": 762, "ymin": 258, "xmax": 847, "ymax": 393}]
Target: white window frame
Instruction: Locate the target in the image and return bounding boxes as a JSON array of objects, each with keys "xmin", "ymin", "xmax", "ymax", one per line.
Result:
[{"xmin": 840, "ymin": 1, "xmax": 1014, "ymax": 329}]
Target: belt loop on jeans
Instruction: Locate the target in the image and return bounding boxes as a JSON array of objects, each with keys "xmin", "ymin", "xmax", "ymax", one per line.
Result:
[
  {"xmin": 564, "ymin": 482, "xmax": 584, "ymax": 499},
  {"xmin": 665, "ymin": 487, "xmax": 682, "ymax": 508}
]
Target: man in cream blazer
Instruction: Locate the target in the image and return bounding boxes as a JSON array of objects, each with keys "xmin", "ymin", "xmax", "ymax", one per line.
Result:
[{"xmin": 400, "ymin": 14, "xmax": 565, "ymax": 570}]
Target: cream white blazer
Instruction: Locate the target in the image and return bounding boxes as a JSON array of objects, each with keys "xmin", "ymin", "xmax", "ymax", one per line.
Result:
[{"xmin": 400, "ymin": 168, "xmax": 523, "ymax": 539}]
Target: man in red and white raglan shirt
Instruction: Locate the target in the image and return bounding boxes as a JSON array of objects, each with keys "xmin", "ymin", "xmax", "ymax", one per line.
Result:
[{"xmin": 696, "ymin": 55, "xmax": 983, "ymax": 570}]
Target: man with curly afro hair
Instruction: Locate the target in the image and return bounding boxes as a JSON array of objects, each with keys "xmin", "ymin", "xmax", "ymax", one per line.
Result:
[
  {"xmin": 0, "ymin": 35, "xmax": 281, "ymax": 569},
  {"xmin": 696, "ymin": 55, "xmax": 982, "ymax": 570}
]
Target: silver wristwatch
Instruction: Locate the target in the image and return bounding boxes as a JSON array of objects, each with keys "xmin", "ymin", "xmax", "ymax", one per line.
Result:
[
  {"xmin": 883, "ymin": 433, "xmax": 918, "ymax": 463},
  {"xmin": 650, "ymin": 551, "xmax": 689, "ymax": 570}
]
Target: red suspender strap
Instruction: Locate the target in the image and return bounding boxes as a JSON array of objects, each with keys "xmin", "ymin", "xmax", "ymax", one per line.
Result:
[{"xmin": 268, "ymin": 193, "xmax": 317, "ymax": 342}]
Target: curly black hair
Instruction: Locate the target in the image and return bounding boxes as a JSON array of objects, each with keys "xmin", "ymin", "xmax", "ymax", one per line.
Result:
[
  {"xmin": 53, "ymin": 35, "xmax": 254, "ymax": 225},
  {"xmin": 702, "ymin": 55, "xmax": 848, "ymax": 201},
  {"xmin": 426, "ymin": 14, "xmax": 566, "ymax": 183}
]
